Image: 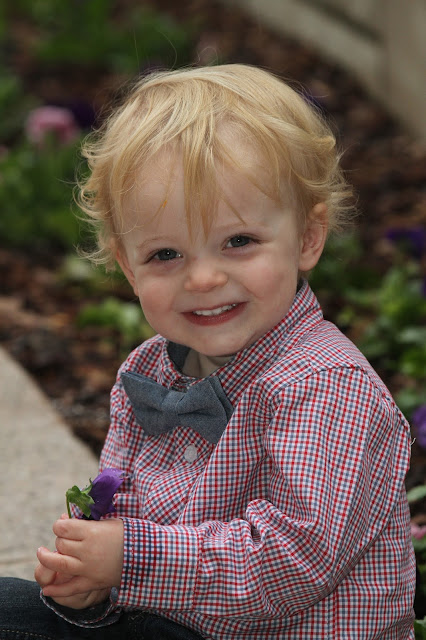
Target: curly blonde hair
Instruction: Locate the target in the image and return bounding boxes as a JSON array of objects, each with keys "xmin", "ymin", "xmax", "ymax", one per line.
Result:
[{"xmin": 78, "ymin": 64, "xmax": 354, "ymax": 269}]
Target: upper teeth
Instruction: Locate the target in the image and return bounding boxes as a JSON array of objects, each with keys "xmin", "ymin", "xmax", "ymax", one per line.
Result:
[{"xmin": 193, "ymin": 304, "xmax": 237, "ymax": 317}]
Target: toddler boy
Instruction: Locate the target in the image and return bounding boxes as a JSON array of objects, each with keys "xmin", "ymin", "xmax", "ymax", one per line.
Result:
[{"xmin": 2, "ymin": 64, "xmax": 416, "ymax": 639}]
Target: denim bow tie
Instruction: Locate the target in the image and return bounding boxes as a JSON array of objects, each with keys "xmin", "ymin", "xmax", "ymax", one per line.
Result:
[{"xmin": 121, "ymin": 371, "xmax": 233, "ymax": 444}]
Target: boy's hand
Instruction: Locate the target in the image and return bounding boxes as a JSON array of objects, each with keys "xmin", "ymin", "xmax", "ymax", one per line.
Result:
[
  {"xmin": 34, "ymin": 559, "xmax": 109, "ymax": 609},
  {"xmin": 36, "ymin": 517, "xmax": 124, "ymax": 604}
]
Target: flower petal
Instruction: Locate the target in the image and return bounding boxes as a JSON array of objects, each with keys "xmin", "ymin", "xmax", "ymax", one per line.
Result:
[{"xmin": 88, "ymin": 468, "xmax": 125, "ymax": 520}]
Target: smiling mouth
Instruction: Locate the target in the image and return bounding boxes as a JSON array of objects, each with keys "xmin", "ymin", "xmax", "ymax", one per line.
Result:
[
  {"xmin": 192, "ymin": 304, "xmax": 238, "ymax": 317},
  {"xmin": 184, "ymin": 302, "xmax": 244, "ymax": 326}
]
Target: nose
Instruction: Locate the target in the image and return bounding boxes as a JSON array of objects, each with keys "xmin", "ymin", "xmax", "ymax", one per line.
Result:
[{"xmin": 183, "ymin": 257, "xmax": 228, "ymax": 292}]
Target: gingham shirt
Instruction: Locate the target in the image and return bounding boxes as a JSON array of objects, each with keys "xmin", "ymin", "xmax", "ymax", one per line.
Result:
[{"xmin": 50, "ymin": 281, "xmax": 416, "ymax": 638}]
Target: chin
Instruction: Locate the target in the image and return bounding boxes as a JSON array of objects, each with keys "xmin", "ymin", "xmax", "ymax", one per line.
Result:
[{"xmin": 200, "ymin": 344, "xmax": 244, "ymax": 359}]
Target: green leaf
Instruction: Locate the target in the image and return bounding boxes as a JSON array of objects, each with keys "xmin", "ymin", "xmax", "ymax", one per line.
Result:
[
  {"xmin": 76, "ymin": 297, "xmax": 154, "ymax": 351},
  {"xmin": 66, "ymin": 484, "xmax": 94, "ymax": 518},
  {"xmin": 413, "ymin": 536, "xmax": 426, "ymax": 552},
  {"xmin": 406, "ymin": 485, "xmax": 426, "ymax": 503},
  {"xmin": 395, "ymin": 390, "xmax": 425, "ymax": 419},
  {"xmin": 414, "ymin": 617, "xmax": 426, "ymax": 640},
  {"xmin": 399, "ymin": 327, "xmax": 426, "ymax": 345}
]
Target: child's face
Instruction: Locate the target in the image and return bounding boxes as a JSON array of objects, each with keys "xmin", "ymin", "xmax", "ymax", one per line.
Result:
[{"xmin": 117, "ymin": 152, "xmax": 325, "ymax": 361}]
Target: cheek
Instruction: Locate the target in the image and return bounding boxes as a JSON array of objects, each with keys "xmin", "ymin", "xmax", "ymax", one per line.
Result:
[
  {"xmin": 137, "ymin": 280, "xmax": 169, "ymax": 316},
  {"xmin": 247, "ymin": 256, "xmax": 297, "ymax": 299}
]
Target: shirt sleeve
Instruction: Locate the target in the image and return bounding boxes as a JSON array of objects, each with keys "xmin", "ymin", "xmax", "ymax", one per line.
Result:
[
  {"xmin": 115, "ymin": 366, "xmax": 412, "ymax": 619},
  {"xmin": 40, "ymin": 590, "xmax": 120, "ymax": 628}
]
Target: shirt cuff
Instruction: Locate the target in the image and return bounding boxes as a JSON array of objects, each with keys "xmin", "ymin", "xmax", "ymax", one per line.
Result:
[
  {"xmin": 118, "ymin": 517, "xmax": 200, "ymax": 610},
  {"xmin": 40, "ymin": 588, "xmax": 121, "ymax": 628}
]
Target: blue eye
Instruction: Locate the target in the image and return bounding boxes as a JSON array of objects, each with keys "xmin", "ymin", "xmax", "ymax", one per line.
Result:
[
  {"xmin": 153, "ymin": 249, "xmax": 181, "ymax": 261},
  {"xmin": 227, "ymin": 235, "xmax": 251, "ymax": 248}
]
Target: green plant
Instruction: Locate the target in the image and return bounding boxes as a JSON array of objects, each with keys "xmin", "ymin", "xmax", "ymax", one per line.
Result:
[
  {"xmin": 11, "ymin": 0, "xmax": 193, "ymax": 73},
  {"xmin": 340, "ymin": 263, "xmax": 426, "ymax": 420},
  {"xmin": 346, "ymin": 264, "xmax": 426, "ymax": 373},
  {"xmin": 313, "ymin": 234, "xmax": 426, "ymax": 423},
  {"xmin": 0, "ymin": 139, "xmax": 84, "ymax": 251},
  {"xmin": 309, "ymin": 232, "xmax": 380, "ymax": 317},
  {"xmin": 0, "ymin": 3, "xmax": 4, "ymax": 40},
  {"xmin": 407, "ymin": 486, "xmax": 426, "ymax": 504},
  {"xmin": 0, "ymin": 70, "xmax": 37, "ymax": 144},
  {"xmin": 407, "ymin": 486, "xmax": 426, "ymax": 630},
  {"xmin": 59, "ymin": 254, "xmax": 134, "ymax": 297},
  {"xmin": 77, "ymin": 297, "xmax": 154, "ymax": 353},
  {"xmin": 415, "ymin": 618, "xmax": 426, "ymax": 640}
]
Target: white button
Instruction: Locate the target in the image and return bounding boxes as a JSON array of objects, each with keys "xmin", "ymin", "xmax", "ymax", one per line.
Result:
[{"xmin": 184, "ymin": 444, "xmax": 198, "ymax": 463}]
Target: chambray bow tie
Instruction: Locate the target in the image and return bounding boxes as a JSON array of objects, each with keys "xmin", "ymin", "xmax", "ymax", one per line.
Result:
[{"xmin": 121, "ymin": 371, "xmax": 233, "ymax": 444}]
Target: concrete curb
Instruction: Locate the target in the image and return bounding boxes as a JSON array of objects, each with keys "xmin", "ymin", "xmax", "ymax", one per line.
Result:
[{"xmin": 0, "ymin": 346, "xmax": 98, "ymax": 580}]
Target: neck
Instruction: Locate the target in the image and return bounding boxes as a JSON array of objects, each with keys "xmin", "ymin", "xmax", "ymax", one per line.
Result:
[{"xmin": 183, "ymin": 349, "xmax": 232, "ymax": 378}]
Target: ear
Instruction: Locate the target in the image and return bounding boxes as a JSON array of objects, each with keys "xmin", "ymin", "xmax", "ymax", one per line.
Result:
[
  {"xmin": 116, "ymin": 247, "xmax": 138, "ymax": 296},
  {"xmin": 298, "ymin": 203, "xmax": 328, "ymax": 272}
]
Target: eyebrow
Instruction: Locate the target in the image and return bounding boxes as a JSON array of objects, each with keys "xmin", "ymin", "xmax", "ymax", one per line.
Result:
[{"xmin": 135, "ymin": 236, "xmax": 171, "ymax": 251}]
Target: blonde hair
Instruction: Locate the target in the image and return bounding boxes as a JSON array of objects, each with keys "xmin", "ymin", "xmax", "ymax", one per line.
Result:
[{"xmin": 78, "ymin": 63, "xmax": 354, "ymax": 268}]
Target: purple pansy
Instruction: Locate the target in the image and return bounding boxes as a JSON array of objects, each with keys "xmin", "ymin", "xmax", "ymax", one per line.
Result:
[
  {"xmin": 66, "ymin": 468, "xmax": 125, "ymax": 520},
  {"xmin": 88, "ymin": 468, "xmax": 125, "ymax": 520},
  {"xmin": 386, "ymin": 227, "xmax": 426, "ymax": 260},
  {"xmin": 412, "ymin": 405, "xmax": 426, "ymax": 450}
]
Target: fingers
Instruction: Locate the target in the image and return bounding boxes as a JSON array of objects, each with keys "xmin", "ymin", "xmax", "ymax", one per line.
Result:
[
  {"xmin": 53, "ymin": 516, "xmax": 120, "ymax": 541},
  {"xmin": 55, "ymin": 536, "xmax": 81, "ymax": 558},
  {"xmin": 53, "ymin": 517, "xmax": 86, "ymax": 560},
  {"xmin": 35, "ymin": 562, "xmax": 74, "ymax": 587},
  {"xmin": 53, "ymin": 518, "xmax": 85, "ymax": 540},
  {"xmin": 42, "ymin": 575, "xmax": 93, "ymax": 599},
  {"xmin": 44, "ymin": 587, "xmax": 111, "ymax": 610},
  {"xmin": 34, "ymin": 557, "xmax": 57, "ymax": 588},
  {"xmin": 53, "ymin": 517, "xmax": 92, "ymax": 559},
  {"xmin": 43, "ymin": 518, "xmax": 123, "ymax": 591},
  {"xmin": 37, "ymin": 546, "xmax": 82, "ymax": 577}
]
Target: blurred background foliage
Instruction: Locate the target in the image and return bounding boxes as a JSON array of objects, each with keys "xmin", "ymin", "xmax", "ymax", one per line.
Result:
[{"xmin": 7, "ymin": 0, "xmax": 193, "ymax": 73}]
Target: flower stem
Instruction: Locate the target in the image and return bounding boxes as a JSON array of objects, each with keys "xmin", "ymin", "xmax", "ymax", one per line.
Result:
[{"xmin": 66, "ymin": 497, "xmax": 72, "ymax": 519}]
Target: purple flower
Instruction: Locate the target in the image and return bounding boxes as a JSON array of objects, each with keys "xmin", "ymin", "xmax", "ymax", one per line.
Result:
[
  {"xmin": 88, "ymin": 468, "xmax": 125, "ymax": 520},
  {"xmin": 412, "ymin": 405, "xmax": 426, "ymax": 449},
  {"xmin": 66, "ymin": 468, "xmax": 125, "ymax": 520},
  {"xmin": 386, "ymin": 227, "xmax": 426, "ymax": 260}
]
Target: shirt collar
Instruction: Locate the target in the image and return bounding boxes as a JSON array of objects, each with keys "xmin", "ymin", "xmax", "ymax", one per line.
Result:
[{"xmin": 156, "ymin": 280, "xmax": 323, "ymax": 403}]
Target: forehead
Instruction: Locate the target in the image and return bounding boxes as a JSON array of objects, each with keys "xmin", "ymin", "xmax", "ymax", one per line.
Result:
[{"xmin": 122, "ymin": 140, "xmax": 281, "ymax": 227}]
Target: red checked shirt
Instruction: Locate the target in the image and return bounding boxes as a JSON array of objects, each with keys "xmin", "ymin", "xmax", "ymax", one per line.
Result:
[{"xmin": 60, "ymin": 281, "xmax": 417, "ymax": 637}]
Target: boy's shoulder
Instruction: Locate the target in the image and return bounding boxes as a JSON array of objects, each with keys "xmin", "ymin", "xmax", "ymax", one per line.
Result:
[
  {"xmin": 262, "ymin": 318, "xmax": 391, "ymax": 401},
  {"xmin": 298, "ymin": 319, "xmax": 372, "ymax": 371}
]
